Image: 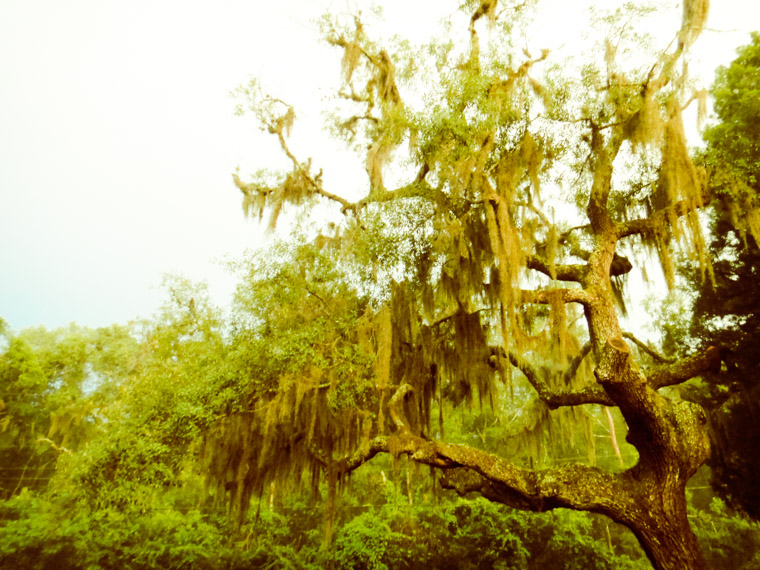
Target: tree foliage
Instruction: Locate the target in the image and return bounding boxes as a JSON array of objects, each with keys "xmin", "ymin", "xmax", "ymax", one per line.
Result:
[
  {"xmin": 0, "ymin": 323, "xmax": 138, "ymax": 499},
  {"xmin": 683, "ymin": 32, "xmax": 760, "ymax": 519}
]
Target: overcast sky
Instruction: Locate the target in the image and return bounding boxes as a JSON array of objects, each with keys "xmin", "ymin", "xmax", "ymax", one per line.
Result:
[{"xmin": 0, "ymin": 0, "xmax": 757, "ymax": 332}]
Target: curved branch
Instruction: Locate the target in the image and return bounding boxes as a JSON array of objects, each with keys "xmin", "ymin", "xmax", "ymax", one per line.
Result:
[
  {"xmin": 594, "ymin": 338, "xmax": 674, "ymax": 452},
  {"xmin": 568, "ymin": 246, "xmax": 632, "ymax": 277},
  {"xmin": 340, "ymin": 432, "xmax": 635, "ymax": 523},
  {"xmin": 273, "ymin": 129, "xmax": 357, "ymax": 214},
  {"xmin": 369, "ymin": 432, "xmax": 631, "ymax": 517},
  {"xmin": 389, "ymin": 383, "xmax": 414, "ymax": 434}
]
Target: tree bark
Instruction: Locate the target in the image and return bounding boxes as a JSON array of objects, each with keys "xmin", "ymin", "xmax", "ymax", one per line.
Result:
[{"xmin": 626, "ymin": 487, "xmax": 708, "ymax": 570}]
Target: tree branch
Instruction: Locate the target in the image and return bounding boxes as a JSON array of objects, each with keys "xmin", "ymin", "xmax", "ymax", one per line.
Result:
[
  {"xmin": 561, "ymin": 341, "xmax": 594, "ymax": 385},
  {"xmin": 647, "ymin": 346, "xmax": 721, "ymax": 389},
  {"xmin": 525, "ymin": 250, "xmax": 631, "ymax": 281},
  {"xmin": 594, "ymin": 338, "xmax": 674, "ymax": 453},
  {"xmin": 519, "ymin": 288, "xmax": 595, "ymax": 307},
  {"xmin": 622, "ymin": 332, "xmax": 675, "ymax": 364},
  {"xmin": 525, "ymin": 255, "xmax": 586, "ymax": 282},
  {"xmin": 494, "ymin": 346, "xmax": 612, "ymax": 408},
  {"xmin": 352, "ymin": 431, "xmax": 631, "ymax": 517},
  {"xmin": 617, "ymin": 193, "xmax": 708, "ymax": 239},
  {"xmin": 355, "ymin": 179, "xmax": 449, "ymax": 210},
  {"xmin": 273, "ymin": 128, "xmax": 358, "ymax": 214},
  {"xmin": 388, "ymin": 383, "xmax": 414, "ymax": 434},
  {"xmin": 438, "ymin": 463, "xmax": 629, "ymax": 517}
]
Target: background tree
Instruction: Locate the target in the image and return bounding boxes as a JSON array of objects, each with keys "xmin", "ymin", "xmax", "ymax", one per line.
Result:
[
  {"xmin": 0, "ymin": 323, "xmax": 137, "ymax": 499},
  {"xmin": 682, "ymin": 32, "xmax": 760, "ymax": 519},
  {"xmin": 223, "ymin": 1, "xmax": 747, "ymax": 568}
]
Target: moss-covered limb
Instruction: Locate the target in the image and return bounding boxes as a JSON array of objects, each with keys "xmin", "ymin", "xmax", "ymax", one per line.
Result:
[
  {"xmin": 537, "ymin": 380, "xmax": 612, "ymax": 409},
  {"xmin": 355, "ymin": 179, "xmax": 450, "ymax": 211},
  {"xmin": 273, "ymin": 128, "xmax": 358, "ymax": 214},
  {"xmin": 622, "ymin": 332, "xmax": 675, "ymax": 364},
  {"xmin": 647, "ymin": 345, "xmax": 721, "ymax": 389},
  {"xmin": 595, "ymin": 338, "xmax": 663, "ymax": 435},
  {"xmin": 436, "ymin": 457, "xmax": 629, "ymax": 517},
  {"xmin": 525, "ymin": 248, "xmax": 631, "ymax": 281},
  {"xmin": 437, "ymin": 460, "xmax": 708, "ymax": 569},
  {"xmin": 518, "ymin": 287, "xmax": 594, "ymax": 307},
  {"xmin": 565, "ymin": 243, "xmax": 633, "ymax": 278},
  {"xmin": 332, "ymin": 436, "xmax": 390, "ymax": 474},
  {"xmin": 233, "ymin": 123, "xmax": 358, "ymax": 218},
  {"xmin": 617, "ymin": 190, "xmax": 709, "ymax": 239},
  {"xmin": 360, "ymin": 431, "xmax": 631, "ymax": 516},
  {"xmin": 325, "ymin": 33, "xmax": 375, "ymax": 73},
  {"xmin": 324, "ymin": 17, "xmax": 402, "ymax": 106},
  {"xmin": 439, "ymin": 467, "xmax": 539, "ymax": 510},
  {"xmin": 525, "ymin": 255, "xmax": 586, "ymax": 282}
]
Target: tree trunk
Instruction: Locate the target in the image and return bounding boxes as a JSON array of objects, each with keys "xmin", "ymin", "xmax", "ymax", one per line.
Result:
[{"xmin": 631, "ymin": 509, "xmax": 707, "ymax": 570}]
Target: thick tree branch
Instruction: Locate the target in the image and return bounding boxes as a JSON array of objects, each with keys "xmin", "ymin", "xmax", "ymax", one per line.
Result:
[
  {"xmin": 648, "ymin": 346, "xmax": 721, "ymax": 389},
  {"xmin": 525, "ymin": 252, "xmax": 631, "ymax": 281},
  {"xmin": 349, "ymin": 430, "xmax": 631, "ymax": 517},
  {"xmin": 617, "ymin": 193, "xmax": 708, "ymax": 239},
  {"xmin": 519, "ymin": 287, "xmax": 595, "ymax": 307},
  {"xmin": 499, "ymin": 334, "xmax": 716, "ymax": 410},
  {"xmin": 336, "ymin": 422, "xmax": 630, "ymax": 518},
  {"xmin": 438, "ymin": 463, "xmax": 631, "ymax": 517},
  {"xmin": 525, "ymin": 255, "xmax": 586, "ymax": 282},
  {"xmin": 569, "ymin": 243, "xmax": 634, "ymax": 277},
  {"xmin": 356, "ymin": 179, "xmax": 449, "ymax": 210},
  {"xmin": 594, "ymin": 338, "xmax": 676, "ymax": 453}
]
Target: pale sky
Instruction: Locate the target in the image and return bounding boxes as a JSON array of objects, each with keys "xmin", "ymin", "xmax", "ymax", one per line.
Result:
[{"xmin": 0, "ymin": 0, "xmax": 757, "ymax": 332}]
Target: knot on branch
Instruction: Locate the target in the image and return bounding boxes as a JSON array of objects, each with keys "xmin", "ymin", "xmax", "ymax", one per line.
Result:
[{"xmin": 610, "ymin": 253, "xmax": 633, "ymax": 276}]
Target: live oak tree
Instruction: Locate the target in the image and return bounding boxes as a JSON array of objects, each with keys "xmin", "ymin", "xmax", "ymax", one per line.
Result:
[{"xmin": 220, "ymin": 1, "xmax": 749, "ymax": 568}]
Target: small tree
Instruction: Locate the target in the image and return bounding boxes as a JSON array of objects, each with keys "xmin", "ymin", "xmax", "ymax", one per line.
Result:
[{"xmin": 221, "ymin": 1, "xmax": 752, "ymax": 568}]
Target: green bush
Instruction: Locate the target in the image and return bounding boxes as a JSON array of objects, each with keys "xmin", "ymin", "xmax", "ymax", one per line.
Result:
[
  {"xmin": 690, "ymin": 498, "xmax": 760, "ymax": 570},
  {"xmin": 0, "ymin": 492, "xmax": 257, "ymax": 570}
]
